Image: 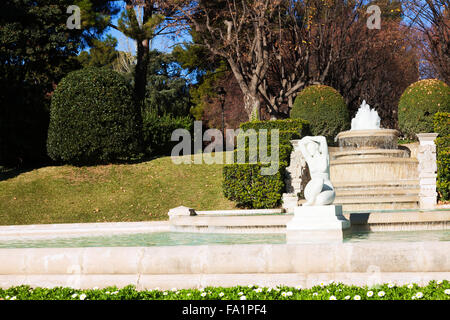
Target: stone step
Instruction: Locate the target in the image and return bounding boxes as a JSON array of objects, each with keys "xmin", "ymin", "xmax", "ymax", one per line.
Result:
[
  {"xmin": 335, "ymin": 189, "xmax": 420, "ymax": 197},
  {"xmin": 333, "ymin": 180, "xmax": 420, "ymax": 190},
  {"xmin": 334, "ymin": 195, "xmax": 419, "ymax": 204}
]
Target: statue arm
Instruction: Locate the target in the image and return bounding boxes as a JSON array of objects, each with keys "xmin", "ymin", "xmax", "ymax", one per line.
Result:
[
  {"xmin": 312, "ymin": 136, "xmax": 328, "ymax": 155},
  {"xmin": 299, "ymin": 136, "xmax": 313, "ymax": 161}
]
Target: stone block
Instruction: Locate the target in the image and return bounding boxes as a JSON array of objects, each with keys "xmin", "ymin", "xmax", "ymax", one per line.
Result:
[
  {"xmin": 286, "ymin": 205, "xmax": 350, "ymax": 243},
  {"xmin": 168, "ymin": 206, "xmax": 196, "ymax": 220}
]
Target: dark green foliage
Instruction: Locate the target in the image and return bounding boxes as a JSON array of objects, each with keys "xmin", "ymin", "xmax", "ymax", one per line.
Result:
[
  {"xmin": 144, "ymin": 50, "xmax": 191, "ymax": 118},
  {"xmin": 223, "ymin": 120, "xmax": 307, "ymax": 209},
  {"xmin": 0, "ymin": 0, "xmax": 84, "ymax": 166},
  {"xmin": 223, "ymin": 163, "xmax": 286, "ymax": 209},
  {"xmin": 77, "ymin": 35, "xmax": 119, "ymax": 69},
  {"xmin": 47, "ymin": 68, "xmax": 141, "ymax": 165},
  {"xmin": 398, "ymin": 79, "xmax": 450, "ymax": 139},
  {"xmin": 239, "ymin": 119, "xmax": 310, "ymax": 136},
  {"xmin": 291, "ymin": 85, "xmax": 350, "ymax": 144},
  {"xmin": 434, "ymin": 113, "xmax": 450, "ymax": 201},
  {"xmin": 142, "ymin": 111, "xmax": 193, "ymax": 156}
]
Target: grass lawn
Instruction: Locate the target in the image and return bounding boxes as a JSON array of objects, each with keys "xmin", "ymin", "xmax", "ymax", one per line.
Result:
[{"xmin": 0, "ymin": 153, "xmax": 236, "ymax": 226}]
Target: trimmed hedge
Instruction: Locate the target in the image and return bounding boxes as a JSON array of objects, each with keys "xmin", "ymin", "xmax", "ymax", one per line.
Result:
[
  {"xmin": 47, "ymin": 67, "xmax": 141, "ymax": 165},
  {"xmin": 290, "ymin": 85, "xmax": 350, "ymax": 144},
  {"xmin": 434, "ymin": 112, "xmax": 450, "ymax": 201},
  {"xmin": 398, "ymin": 79, "xmax": 450, "ymax": 139},
  {"xmin": 239, "ymin": 119, "xmax": 310, "ymax": 135},
  {"xmin": 142, "ymin": 111, "xmax": 193, "ymax": 156},
  {"xmin": 223, "ymin": 119, "xmax": 308, "ymax": 209}
]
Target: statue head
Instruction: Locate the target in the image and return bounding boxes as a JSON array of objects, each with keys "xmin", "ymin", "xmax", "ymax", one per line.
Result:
[{"xmin": 306, "ymin": 141, "xmax": 319, "ymax": 155}]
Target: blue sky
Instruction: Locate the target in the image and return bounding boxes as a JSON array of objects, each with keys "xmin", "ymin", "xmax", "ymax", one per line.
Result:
[{"xmin": 105, "ymin": 6, "xmax": 190, "ymax": 55}]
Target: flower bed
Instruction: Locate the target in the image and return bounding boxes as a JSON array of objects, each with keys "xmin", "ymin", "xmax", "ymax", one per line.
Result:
[{"xmin": 1, "ymin": 281, "xmax": 449, "ymax": 300}]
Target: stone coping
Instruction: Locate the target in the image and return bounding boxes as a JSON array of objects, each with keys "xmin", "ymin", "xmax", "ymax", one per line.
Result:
[
  {"xmin": 0, "ymin": 221, "xmax": 170, "ymax": 240},
  {"xmin": 0, "ymin": 242, "xmax": 448, "ymax": 289},
  {"xmin": 0, "ymin": 210, "xmax": 448, "ymax": 239},
  {"xmin": 336, "ymin": 129, "xmax": 400, "ymax": 139}
]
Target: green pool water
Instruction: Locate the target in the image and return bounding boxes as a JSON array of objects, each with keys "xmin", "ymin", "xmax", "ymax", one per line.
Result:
[{"xmin": 0, "ymin": 229, "xmax": 449, "ymax": 248}]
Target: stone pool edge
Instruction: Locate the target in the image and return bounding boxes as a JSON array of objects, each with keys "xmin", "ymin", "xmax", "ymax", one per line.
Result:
[{"xmin": 0, "ymin": 242, "xmax": 448, "ymax": 290}]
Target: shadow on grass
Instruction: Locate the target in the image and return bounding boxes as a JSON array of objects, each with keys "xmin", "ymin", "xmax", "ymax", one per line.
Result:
[{"xmin": 0, "ymin": 166, "xmax": 39, "ymax": 182}]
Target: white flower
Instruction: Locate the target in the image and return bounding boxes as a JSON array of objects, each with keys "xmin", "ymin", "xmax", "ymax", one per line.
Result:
[
  {"xmin": 388, "ymin": 283, "xmax": 395, "ymax": 288},
  {"xmin": 319, "ymin": 282, "xmax": 325, "ymax": 287},
  {"xmin": 71, "ymin": 293, "xmax": 78, "ymax": 298},
  {"xmin": 281, "ymin": 292, "xmax": 287, "ymax": 297},
  {"xmin": 254, "ymin": 288, "xmax": 262, "ymax": 293},
  {"xmin": 93, "ymin": 287, "xmax": 98, "ymax": 290},
  {"xmin": 286, "ymin": 291, "xmax": 293, "ymax": 296},
  {"xmin": 199, "ymin": 288, "xmax": 204, "ymax": 292},
  {"xmin": 353, "ymin": 295, "xmax": 361, "ymax": 300},
  {"xmin": 312, "ymin": 292, "xmax": 318, "ymax": 296},
  {"xmin": 105, "ymin": 291, "xmax": 110, "ymax": 295},
  {"xmin": 248, "ymin": 284, "xmax": 253, "ymax": 288},
  {"xmin": 240, "ymin": 295, "xmax": 246, "ymax": 300},
  {"xmin": 329, "ymin": 296, "xmax": 336, "ymax": 300},
  {"xmin": 163, "ymin": 291, "xmax": 168, "ymax": 296},
  {"xmin": 267, "ymin": 288, "xmax": 272, "ymax": 292},
  {"xmin": 238, "ymin": 292, "xmax": 243, "ymax": 296},
  {"xmin": 295, "ymin": 285, "xmax": 302, "ymax": 290},
  {"xmin": 437, "ymin": 280, "xmax": 443, "ymax": 285},
  {"xmin": 378, "ymin": 291, "xmax": 385, "ymax": 297},
  {"xmin": 112, "ymin": 291, "xmax": 118, "ymax": 295},
  {"xmin": 175, "ymin": 291, "xmax": 180, "ymax": 295},
  {"xmin": 219, "ymin": 292, "xmax": 224, "ymax": 297},
  {"xmin": 79, "ymin": 294, "xmax": 87, "ymax": 300},
  {"xmin": 171, "ymin": 287, "xmax": 177, "ymax": 292},
  {"xmin": 407, "ymin": 284, "xmax": 414, "ymax": 289},
  {"xmin": 344, "ymin": 295, "xmax": 351, "ymax": 300},
  {"xmin": 187, "ymin": 293, "xmax": 191, "ymax": 297},
  {"xmin": 415, "ymin": 292, "xmax": 423, "ymax": 299},
  {"xmin": 444, "ymin": 289, "xmax": 450, "ymax": 295},
  {"xmin": 10, "ymin": 296, "xmax": 16, "ymax": 300},
  {"xmin": 367, "ymin": 291, "xmax": 374, "ymax": 297},
  {"xmin": 201, "ymin": 292, "xmax": 207, "ymax": 297}
]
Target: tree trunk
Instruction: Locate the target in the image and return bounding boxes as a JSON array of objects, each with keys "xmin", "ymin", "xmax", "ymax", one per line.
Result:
[
  {"xmin": 243, "ymin": 93, "xmax": 260, "ymax": 121},
  {"xmin": 134, "ymin": 39, "xmax": 150, "ymax": 111}
]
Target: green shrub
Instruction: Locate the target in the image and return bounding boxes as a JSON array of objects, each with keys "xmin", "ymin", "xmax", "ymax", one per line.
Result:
[
  {"xmin": 222, "ymin": 163, "xmax": 286, "ymax": 209},
  {"xmin": 398, "ymin": 79, "xmax": 450, "ymax": 139},
  {"xmin": 290, "ymin": 85, "xmax": 350, "ymax": 144},
  {"xmin": 223, "ymin": 120, "xmax": 306, "ymax": 208},
  {"xmin": 239, "ymin": 119, "xmax": 310, "ymax": 135},
  {"xmin": 142, "ymin": 111, "xmax": 193, "ymax": 156},
  {"xmin": 47, "ymin": 67, "xmax": 141, "ymax": 165},
  {"xmin": 434, "ymin": 112, "xmax": 450, "ymax": 201}
]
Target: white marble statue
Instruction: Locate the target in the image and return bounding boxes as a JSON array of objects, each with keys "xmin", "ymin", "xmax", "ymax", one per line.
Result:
[{"xmin": 298, "ymin": 136, "xmax": 335, "ymax": 206}]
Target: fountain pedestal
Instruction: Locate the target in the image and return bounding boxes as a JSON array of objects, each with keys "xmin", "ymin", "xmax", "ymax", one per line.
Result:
[{"xmin": 286, "ymin": 205, "xmax": 350, "ymax": 243}]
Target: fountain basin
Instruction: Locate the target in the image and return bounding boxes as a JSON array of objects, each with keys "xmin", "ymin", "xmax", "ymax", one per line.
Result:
[{"xmin": 336, "ymin": 129, "xmax": 400, "ymax": 150}]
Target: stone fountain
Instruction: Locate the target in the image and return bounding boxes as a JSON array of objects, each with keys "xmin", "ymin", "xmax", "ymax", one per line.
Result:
[
  {"xmin": 282, "ymin": 100, "xmax": 422, "ymax": 213},
  {"xmin": 331, "ymin": 101, "xmax": 420, "ymax": 211}
]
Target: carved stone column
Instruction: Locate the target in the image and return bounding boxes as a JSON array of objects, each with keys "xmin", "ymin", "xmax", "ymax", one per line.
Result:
[
  {"xmin": 416, "ymin": 133, "xmax": 439, "ymax": 209},
  {"xmin": 282, "ymin": 140, "xmax": 308, "ymax": 212}
]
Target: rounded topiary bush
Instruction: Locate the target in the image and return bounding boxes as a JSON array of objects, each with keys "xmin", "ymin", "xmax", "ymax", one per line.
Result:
[
  {"xmin": 290, "ymin": 85, "xmax": 350, "ymax": 143},
  {"xmin": 398, "ymin": 79, "xmax": 450, "ymax": 139},
  {"xmin": 47, "ymin": 67, "xmax": 141, "ymax": 165}
]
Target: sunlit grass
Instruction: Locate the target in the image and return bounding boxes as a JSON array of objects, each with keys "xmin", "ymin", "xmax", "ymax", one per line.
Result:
[{"xmin": 0, "ymin": 153, "xmax": 236, "ymax": 225}]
